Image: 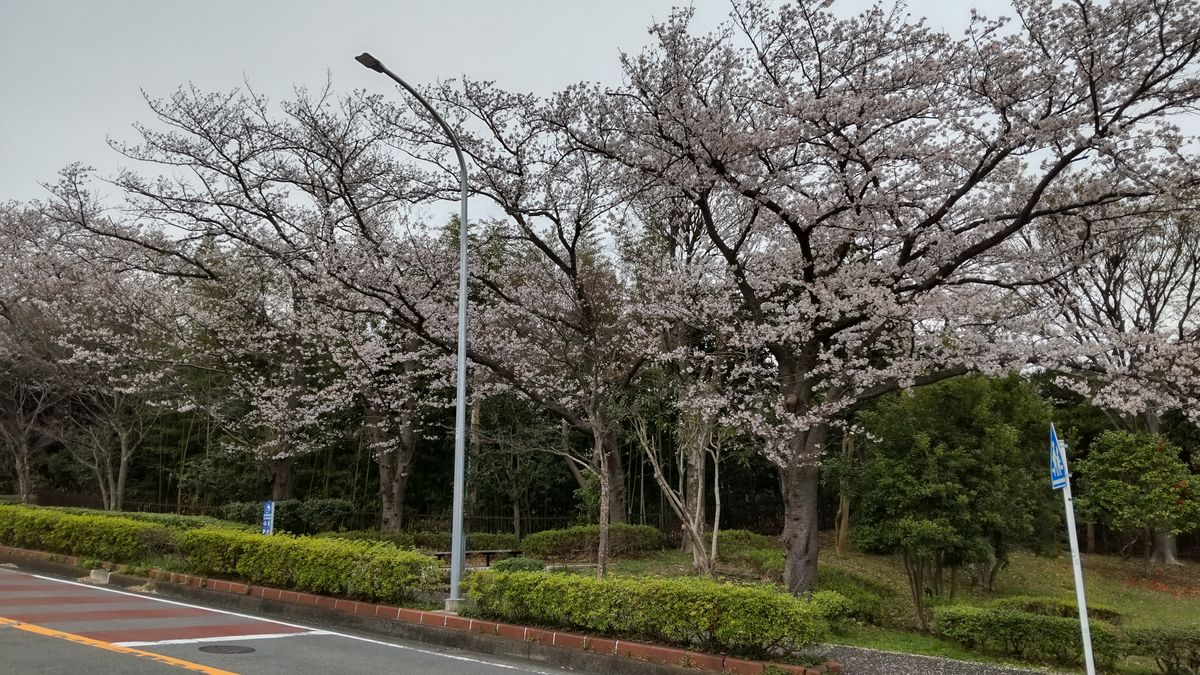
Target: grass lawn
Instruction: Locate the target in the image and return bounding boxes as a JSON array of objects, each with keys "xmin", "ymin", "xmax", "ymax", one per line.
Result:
[{"xmin": 608, "ymin": 534, "xmax": 1200, "ymax": 674}]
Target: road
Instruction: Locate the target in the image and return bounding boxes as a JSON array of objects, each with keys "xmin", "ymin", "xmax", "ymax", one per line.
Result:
[{"xmin": 0, "ymin": 567, "xmax": 580, "ymax": 675}]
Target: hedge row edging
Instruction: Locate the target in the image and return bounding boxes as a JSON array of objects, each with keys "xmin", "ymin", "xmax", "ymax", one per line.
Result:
[{"xmin": 0, "ymin": 543, "xmax": 841, "ymax": 675}]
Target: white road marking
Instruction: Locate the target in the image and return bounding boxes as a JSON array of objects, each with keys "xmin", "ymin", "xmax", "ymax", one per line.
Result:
[
  {"xmin": 115, "ymin": 630, "xmax": 332, "ymax": 647},
  {"xmin": 2, "ymin": 568, "xmax": 564, "ymax": 674}
]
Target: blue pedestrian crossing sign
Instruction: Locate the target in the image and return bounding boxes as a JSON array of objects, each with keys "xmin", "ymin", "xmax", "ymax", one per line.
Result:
[
  {"xmin": 1050, "ymin": 424, "xmax": 1069, "ymax": 490},
  {"xmin": 261, "ymin": 500, "xmax": 276, "ymax": 535}
]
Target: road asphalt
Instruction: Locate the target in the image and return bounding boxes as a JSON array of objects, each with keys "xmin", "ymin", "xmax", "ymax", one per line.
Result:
[{"xmin": 0, "ymin": 566, "xmax": 580, "ymax": 675}]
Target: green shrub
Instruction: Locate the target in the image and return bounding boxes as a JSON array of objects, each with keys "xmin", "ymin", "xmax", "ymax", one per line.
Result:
[
  {"xmin": 521, "ymin": 524, "xmax": 664, "ymax": 559},
  {"xmin": 465, "ymin": 570, "xmax": 827, "ymax": 658},
  {"xmin": 714, "ymin": 529, "xmax": 785, "ymax": 581},
  {"xmin": 988, "ymin": 595, "xmax": 1122, "ymax": 625},
  {"xmin": 491, "ymin": 557, "xmax": 546, "ymax": 572},
  {"xmin": 817, "ymin": 568, "xmax": 889, "ymax": 626},
  {"xmin": 314, "ymin": 530, "xmax": 416, "ymax": 548},
  {"xmin": 0, "ymin": 504, "xmax": 175, "ymax": 562},
  {"xmin": 179, "ymin": 527, "xmax": 439, "ymax": 603},
  {"xmin": 1123, "ymin": 625, "xmax": 1200, "ymax": 675},
  {"xmin": 313, "ymin": 530, "xmax": 519, "ymax": 552},
  {"xmin": 219, "ymin": 499, "xmax": 355, "ymax": 535},
  {"xmin": 48, "ymin": 507, "xmax": 247, "ymax": 531},
  {"xmin": 932, "ymin": 604, "xmax": 1119, "ymax": 665},
  {"xmin": 809, "ymin": 590, "xmax": 853, "ymax": 630},
  {"xmin": 295, "ymin": 499, "xmax": 356, "ymax": 533}
]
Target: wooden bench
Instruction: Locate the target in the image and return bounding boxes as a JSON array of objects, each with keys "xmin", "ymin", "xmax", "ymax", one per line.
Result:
[{"xmin": 432, "ymin": 549, "xmax": 521, "ymax": 566}]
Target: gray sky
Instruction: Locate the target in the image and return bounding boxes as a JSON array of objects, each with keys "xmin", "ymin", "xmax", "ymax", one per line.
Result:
[{"xmin": 0, "ymin": 1, "xmax": 1010, "ymax": 207}]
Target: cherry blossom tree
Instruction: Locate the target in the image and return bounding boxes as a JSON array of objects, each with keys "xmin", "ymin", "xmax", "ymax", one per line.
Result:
[{"xmin": 553, "ymin": 0, "xmax": 1200, "ymax": 592}]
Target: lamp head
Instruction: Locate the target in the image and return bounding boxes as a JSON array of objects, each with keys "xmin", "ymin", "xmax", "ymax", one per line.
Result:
[{"xmin": 355, "ymin": 53, "xmax": 385, "ymax": 73}]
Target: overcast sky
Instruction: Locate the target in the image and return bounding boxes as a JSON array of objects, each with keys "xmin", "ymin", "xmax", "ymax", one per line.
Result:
[{"xmin": 0, "ymin": 1, "xmax": 1014, "ymax": 208}]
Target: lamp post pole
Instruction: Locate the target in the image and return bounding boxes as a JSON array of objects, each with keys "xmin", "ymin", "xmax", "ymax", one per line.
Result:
[{"xmin": 355, "ymin": 52, "xmax": 470, "ymax": 607}]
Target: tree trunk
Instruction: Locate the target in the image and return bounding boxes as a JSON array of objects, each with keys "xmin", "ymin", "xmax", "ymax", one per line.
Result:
[
  {"xmin": 268, "ymin": 456, "xmax": 295, "ymax": 500},
  {"xmin": 834, "ymin": 433, "xmax": 855, "ymax": 556},
  {"xmin": 15, "ymin": 451, "xmax": 32, "ymax": 503},
  {"xmin": 1086, "ymin": 521, "xmax": 1095, "ymax": 554},
  {"xmin": 595, "ymin": 427, "xmax": 611, "ymax": 578},
  {"xmin": 602, "ymin": 430, "xmax": 627, "ymax": 524},
  {"xmin": 1152, "ymin": 531, "xmax": 1180, "ymax": 566},
  {"xmin": 374, "ymin": 406, "xmax": 415, "ymax": 533},
  {"xmin": 467, "ymin": 400, "xmax": 481, "ymax": 512},
  {"xmin": 115, "ymin": 435, "xmax": 131, "ymax": 512},
  {"xmin": 1143, "ymin": 530, "xmax": 1153, "ymax": 577},
  {"xmin": 512, "ymin": 497, "xmax": 521, "ymax": 540},
  {"xmin": 682, "ymin": 432, "xmax": 707, "ymax": 556},
  {"xmin": 780, "ymin": 459, "xmax": 822, "ymax": 594}
]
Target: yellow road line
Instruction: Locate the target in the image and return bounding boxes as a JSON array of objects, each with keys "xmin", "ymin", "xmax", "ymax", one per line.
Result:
[{"xmin": 0, "ymin": 616, "xmax": 238, "ymax": 675}]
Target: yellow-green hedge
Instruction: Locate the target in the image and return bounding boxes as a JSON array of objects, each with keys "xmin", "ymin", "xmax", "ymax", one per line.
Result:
[
  {"xmin": 0, "ymin": 504, "xmax": 173, "ymax": 562},
  {"xmin": 179, "ymin": 527, "xmax": 440, "ymax": 603},
  {"xmin": 464, "ymin": 570, "xmax": 827, "ymax": 658}
]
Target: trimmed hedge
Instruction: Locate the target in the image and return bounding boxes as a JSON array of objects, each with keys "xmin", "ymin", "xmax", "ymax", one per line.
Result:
[
  {"xmin": 179, "ymin": 527, "xmax": 439, "ymax": 603},
  {"xmin": 47, "ymin": 507, "xmax": 247, "ymax": 531},
  {"xmin": 219, "ymin": 499, "xmax": 356, "ymax": 535},
  {"xmin": 465, "ymin": 570, "xmax": 827, "ymax": 658},
  {"xmin": 491, "ymin": 557, "xmax": 546, "ymax": 572},
  {"xmin": 1123, "ymin": 626, "xmax": 1200, "ymax": 675},
  {"xmin": 313, "ymin": 530, "xmax": 520, "ymax": 552},
  {"xmin": 520, "ymin": 524, "xmax": 664, "ymax": 559},
  {"xmin": 932, "ymin": 604, "xmax": 1119, "ymax": 665},
  {"xmin": 0, "ymin": 504, "xmax": 174, "ymax": 562},
  {"xmin": 988, "ymin": 595, "xmax": 1122, "ymax": 625}
]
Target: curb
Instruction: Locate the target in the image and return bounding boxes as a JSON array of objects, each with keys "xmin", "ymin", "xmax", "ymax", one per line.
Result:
[{"xmin": 0, "ymin": 544, "xmax": 840, "ymax": 675}]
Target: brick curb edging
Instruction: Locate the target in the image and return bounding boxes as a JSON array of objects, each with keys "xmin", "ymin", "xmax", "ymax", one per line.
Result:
[{"xmin": 0, "ymin": 544, "xmax": 840, "ymax": 675}]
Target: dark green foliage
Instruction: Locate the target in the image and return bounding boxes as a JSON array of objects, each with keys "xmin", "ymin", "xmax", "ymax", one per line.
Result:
[
  {"xmin": 1123, "ymin": 625, "xmax": 1200, "ymax": 675},
  {"xmin": 520, "ymin": 524, "xmax": 664, "ymax": 559},
  {"xmin": 219, "ymin": 498, "xmax": 355, "ymax": 535},
  {"xmin": 988, "ymin": 595, "xmax": 1122, "ymax": 625},
  {"xmin": 464, "ymin": 570, "xmax": 827, "ymax": 658},
  {"xmin": 178, "ymin": 527, "xmax": 439, "ymax": 603},
  {"xmin": 490, "ymin": 557, "xmax": 546, "ymax": 572},
  {"xmin": 1075, "ymin": 432, "xmax": 1200, "ymax": 555},
  {"xmin": 0, "ymin": 504, "xmax": 175, "ymax": 562},
  {"xmin": 932, "ymin": 605, "xmax": 1119, "ymax": 666},
  {"xmin": 854, "ymin": 375, "xmax": 1059, "ymax": 627}
]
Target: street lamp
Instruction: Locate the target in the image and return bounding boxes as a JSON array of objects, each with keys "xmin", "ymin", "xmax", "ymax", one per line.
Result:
[{"xmin": 356, "ymin": 52, "xmax": 470, "ymax": 609}]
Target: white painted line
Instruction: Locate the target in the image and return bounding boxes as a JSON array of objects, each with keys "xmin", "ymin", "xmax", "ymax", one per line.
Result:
[
  {"xmin": 14, "ymin": 570, "xmax": 563, "ymax": 674},
  {"xmin": 116, "ymin": 630, "xmax": 331, "ymax": 647}
]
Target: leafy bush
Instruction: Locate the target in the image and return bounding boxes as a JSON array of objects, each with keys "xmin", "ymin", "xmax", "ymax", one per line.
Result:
[
  {"xmin": 809, "ymin": 590, "xmax": 853, "ymax": 630},
  {"xmin": 1123, "ymin": 625, "xmax": 1200, "ymax": 675},
  {"xmin": 179, "ymin": 527, "xmax": 439, "ymax": 603},
  {"xmin": 491, "ymin": 557, "xmax": 546, "ymax": 572},
  {"xmin": 313, "ymin": 529, "xmax": 520, "ymax": 552},
  {"xmin": 465, "ymin": 570, "xmax": 827, "ymax": 658},
  {"xmin": 219, "ymin": 499, "xmax": 355, "ymax": 535},
  {"xmin": 315, "ymin": 530, "xmax": 416, "ymax": 548},
  {"xmin": 0, "ymin": 504, "xmax": 175, "ymax": 562},
  {"xmin": 932, "ymin": 604, "xmax": 1119, "ymax": 665},
  {"xmin": 988, "ymin": 595, "xmax": 1122, "ymax": 625},
  {"xmin": 295, "ymin": 499, "xmax": 356, "ymax": 533},
  {"xmin": 817, "ymin": 568, "xmax": 889, "ymax": 626},
  {"xmin": 520, "ymin": 524, "xmax": 663, "ymax": 559},
  {"xmin": 48, "ymin": 507, "xmax": 247, "ymax": 531}
]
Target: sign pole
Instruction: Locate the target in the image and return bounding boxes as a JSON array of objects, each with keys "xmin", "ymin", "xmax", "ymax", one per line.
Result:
[{"xmin": 1050, "ymin": 424, "xmax": 1095, "ymax": 675}]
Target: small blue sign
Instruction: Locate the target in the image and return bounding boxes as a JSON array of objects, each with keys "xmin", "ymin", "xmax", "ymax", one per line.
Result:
[
  {"xmin": 1050, "ymin": 424, "xmax": 1069, "ymax": 490},
  {"xmin": 261, "ymin": 500, "xmax": 275, "ymax": 535}
]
